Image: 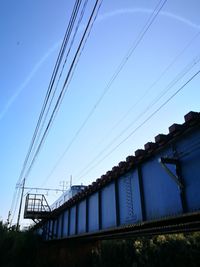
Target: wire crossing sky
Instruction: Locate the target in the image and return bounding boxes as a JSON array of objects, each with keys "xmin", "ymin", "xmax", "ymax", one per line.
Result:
[
  {"xmin": 9, "ymin": 0, "xmax": 103, "ymax": 226},
  {"xmin": 41, "ymin": 0, "xmax": 167, "ymax": 186},
  {"xmin": 0, "ymin": 0, "xmax": 200, "ymax": 227}
]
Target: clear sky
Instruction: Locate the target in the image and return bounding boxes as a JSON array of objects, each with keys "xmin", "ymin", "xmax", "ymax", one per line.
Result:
[{"xmin": 0, "ymin": 0, "xmax": 200, "ymax": 226}]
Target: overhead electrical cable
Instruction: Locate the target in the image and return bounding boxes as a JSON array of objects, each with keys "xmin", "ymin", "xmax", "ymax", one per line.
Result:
[
  {"xmin": 76, "ymin": 56, "xmax": 200, "ymax": 178},
  {"xmin": 60, "ymin": 0, "xmax": 168, "ymax": 142},
  {"xmin": 31, "ymin": 0, "xmax": 89, "ymax": 158},
  {"xmin": 75, "ymin": 57, "xmax": 200, "ymax": 180},
  {"xmin": 29, "ymin": 0, "xmax": 103, "ymax": 191},
  {"xmin": 13, "ymin": 0, "xmax": 102, "ymax": 225},
  {"xmin": 9, "ymin": 0, "xmax": 83, "ymax": 225},
  {"xmin": 41, "ymin": 1, "xmax": 104, "ymax": 187},
  {"xmin": 22, "ymin": 0, "xmax": 102, "ymax": 195},
  {"xmin": 16, "ymin": 0, "xmax": 82, "ymax": 187},
  {"xmin": 9, "ymin": 0, "xmax": 90, "ymax": 225},
  {"xmin": 41, "ymin": 0, "xmax": 168, "ymax": 184},
  {"xmin": 22, "ymin": 0, "xmax": 89, "ymax": 196},
  {"xmin": 22, "ymin": 0, "xmax": 102, "ymax": 182},
  {"xmin": 91, "ymin": 30, "xmax": 200, "ymax": 151},
  {"xmin": 76, "ymin": 68, "xmax": 200, "ymax": 181}
]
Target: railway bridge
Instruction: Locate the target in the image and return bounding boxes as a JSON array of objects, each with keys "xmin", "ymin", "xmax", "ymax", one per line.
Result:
[{"xmin": 28, "ymin": 111, "xmax": 200, "ymax": 241}]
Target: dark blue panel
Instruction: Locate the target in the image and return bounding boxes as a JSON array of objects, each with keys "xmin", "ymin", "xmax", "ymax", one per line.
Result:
[
  {"xmin": 142, "ymin": 150, "xmax": 183, "ymax": 220},
  {"xmin": 49, "ymin": 220, "xmax": 53, "ymax": 240},
  {"xmin": 45, "ymin": 221, "xmax": 49, "ymax": 240},
  {"xmin": 47, "ymin": 222, "xmax": 50, "ymax": 239},
  {"xmin": 69, "ymin": 206, "xmax": 76, "ymax": 235},
  {"xmin": 175, "ymin": 129, "xmax": 200, "ymax": 211},
  {"xmin": 57, "ymin": 214, "xmax": 63, "ymax": 238},
  {"xmin": 118, "ymin": 170, "xmax": 142, "ymax": 225},
  {"xmin": 78, "ymin": 200, "xmax": 86, "ymax": 234},
  {"xmin": 62, "ymin": 210, "xmax": 68, "ymax": 237},
  {"xmin": 88, "ymin": 192, "xmax": 99, "ymax": 232},
  {"xmin": 37, "ymin": 227, "xmax": 43, "ymax": 235},
  {"xmin": 42, "ymin": 224, "xmax": 47, "ymax": 240},
  {"xmin": 101, "ymin": 182, "xmax": 116, "ymax": 229},
  {"xmin": 53, "ymin": 219, "xmax": 57, "ymax": 239}
]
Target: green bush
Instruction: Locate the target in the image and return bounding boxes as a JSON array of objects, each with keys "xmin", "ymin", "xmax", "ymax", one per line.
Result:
[
  {"xmin": 0, "ymin": 221, "xmax": 41, "ymax": 267},
  {"xmin": 92, "ymin": 233, "xmax": 200, "ymax": 267}
]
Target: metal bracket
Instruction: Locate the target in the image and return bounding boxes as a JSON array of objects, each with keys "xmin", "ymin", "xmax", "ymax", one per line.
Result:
[{"xmin": 158, "ymin": 157, "xmax": 184, "ymax": 189}]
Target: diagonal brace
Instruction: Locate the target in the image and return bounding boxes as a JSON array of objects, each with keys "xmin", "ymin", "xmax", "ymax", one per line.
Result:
[{"xmin": 159, "ymin": 157, "xmax": 184, "ymax": 189}]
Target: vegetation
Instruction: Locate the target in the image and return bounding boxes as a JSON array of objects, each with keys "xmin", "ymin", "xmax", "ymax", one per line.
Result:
[
  {"xmin": 0, "ymin": 221, "xmax": 200, "ymax": 267},
  {"xmin": 0, "ymin": 221, "xmax": 41, "ymax": 267},
  {"xmin": 92, "ymin": 233, "xmax": 200, "ymax": 267}
]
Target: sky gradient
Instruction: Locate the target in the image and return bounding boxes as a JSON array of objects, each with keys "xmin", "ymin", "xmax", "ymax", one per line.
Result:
[{"xmin": 0, "ymin": 0, "xmax": 200, "ymax": 226}]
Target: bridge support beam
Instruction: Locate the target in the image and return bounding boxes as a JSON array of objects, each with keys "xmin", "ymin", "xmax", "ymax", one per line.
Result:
[{"xmin": 159, "ymin": 157, "xmax": 188, "ymax": 213}]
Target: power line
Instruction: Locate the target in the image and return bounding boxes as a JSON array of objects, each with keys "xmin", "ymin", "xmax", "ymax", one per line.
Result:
[
  {"xmin": 9, "ymin": 0, "xmax": 98, "ymax": 226},
  {"xmin": 22, "ymin": 0, "xmax": 103, "ymax": 193},
  {"xmin": 23, "ymin": 0, "xmax": 102, "ymax": 181},
  {"xmin": 76, "ymin": 68, "xmax": 200, "ymax": 181},
  {"xmin": 31, "ymin": 0, "xmax": 89, "ymax": 159},
  {"xmin": 10, "ymin": 1, "xmax": 83, "ymax": 222},
  {"xmin": 90, "ymin": 30, "xmax": 200, "ymax": 152},
  {"xmin": 10, "ymin": 0, "xmax": 82, "ymax": 225},
  {"xmin": 41, "ymin": 0, "xmax": 168, "ymax": 184},
  {"xmin": 38, "ymin": 0, "xmax": 103, "ymax": 188},
  {"xmin": 10, "ymin": 0, "xmax": 103, "ymax": 226},
  {"xmin": 71, "ymin": 53, "xmax": 200, "ymax": 179},
  {"xmin": 9, "ymin": 0, "xmax": 101, "ymax": 226},
  {"xmin": 16, "ymin": 0, "xmax": 82, "ymax": 187}
]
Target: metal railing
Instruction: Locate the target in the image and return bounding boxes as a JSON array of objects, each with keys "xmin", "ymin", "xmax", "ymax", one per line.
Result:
[{"xmin": 24, "ymin": 194, "xmax": 51, "ymax": 219}]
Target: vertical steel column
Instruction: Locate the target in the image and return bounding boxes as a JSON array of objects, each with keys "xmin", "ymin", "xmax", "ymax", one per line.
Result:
[
  {"xmin": 176, "ymin": 161, "xmax": 188, "ymax": 213},
  {"xmin": 47, "ymin": 220, "xmax": 51, "ymax": 240},
  {"xmin": 55, "ymin": 217, "xmax": 59, "ymax": 239},
  {"xmin": 43, "ymin": 223, "xmax": 46, "ymax": 240},
  {"xmin": 41, "ymin": 224, "xmax": 44, "ymax": 239},
  {"xmin": 138, "ymin": 165, "xmax": 146, "ymax": 221},
  {"xmin": 86, "ymin": 197, "xmax": 89, "ymax": 232},
  {"xmin": 68, "ymin": 209, "xmax": 71, "ymax": 236},
  {"xmin": 98, "ymin": 191, "xmax": 102, "ymax": 230},
  {"xmin": 75, "ymin": 204, "xmax": 78, "ymax": 235},
  {"xmin": 51, "ymin": 220, "xmax": 55, "ymax": 239},
  {"xmin": 60, "ymin": 213, "xmax": 64, "ymax": 238},
  {"xmin": 48, "ymin": 222, "xmax": 50, "ymax": 239},
  {"xmin": 114, "ymin": 179, "xmax": 120, "ymax": 226}
]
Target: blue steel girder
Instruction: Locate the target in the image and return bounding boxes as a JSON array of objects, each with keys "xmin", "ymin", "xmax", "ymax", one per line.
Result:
[{"xmin": 33, "ymin": 111, "xmax": 200, "ymax": 240}]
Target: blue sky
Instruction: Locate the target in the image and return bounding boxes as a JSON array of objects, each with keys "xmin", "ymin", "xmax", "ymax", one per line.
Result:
[{"xmin": 0, "ymin": 0, "xmax": 200, "ymax": 226}]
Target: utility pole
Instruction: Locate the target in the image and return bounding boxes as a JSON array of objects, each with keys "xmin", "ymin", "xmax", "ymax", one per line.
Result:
[
  {"xmin": 70, "ymin": 175, "xmax": 72, "ymax": 188},
  {"xmin": 16, "ymin": 178, "xmax": 25, "ymax": 230},
  {"xmin": 6, "ymin": 210, "xmax": 11, "ymax": 229}
]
